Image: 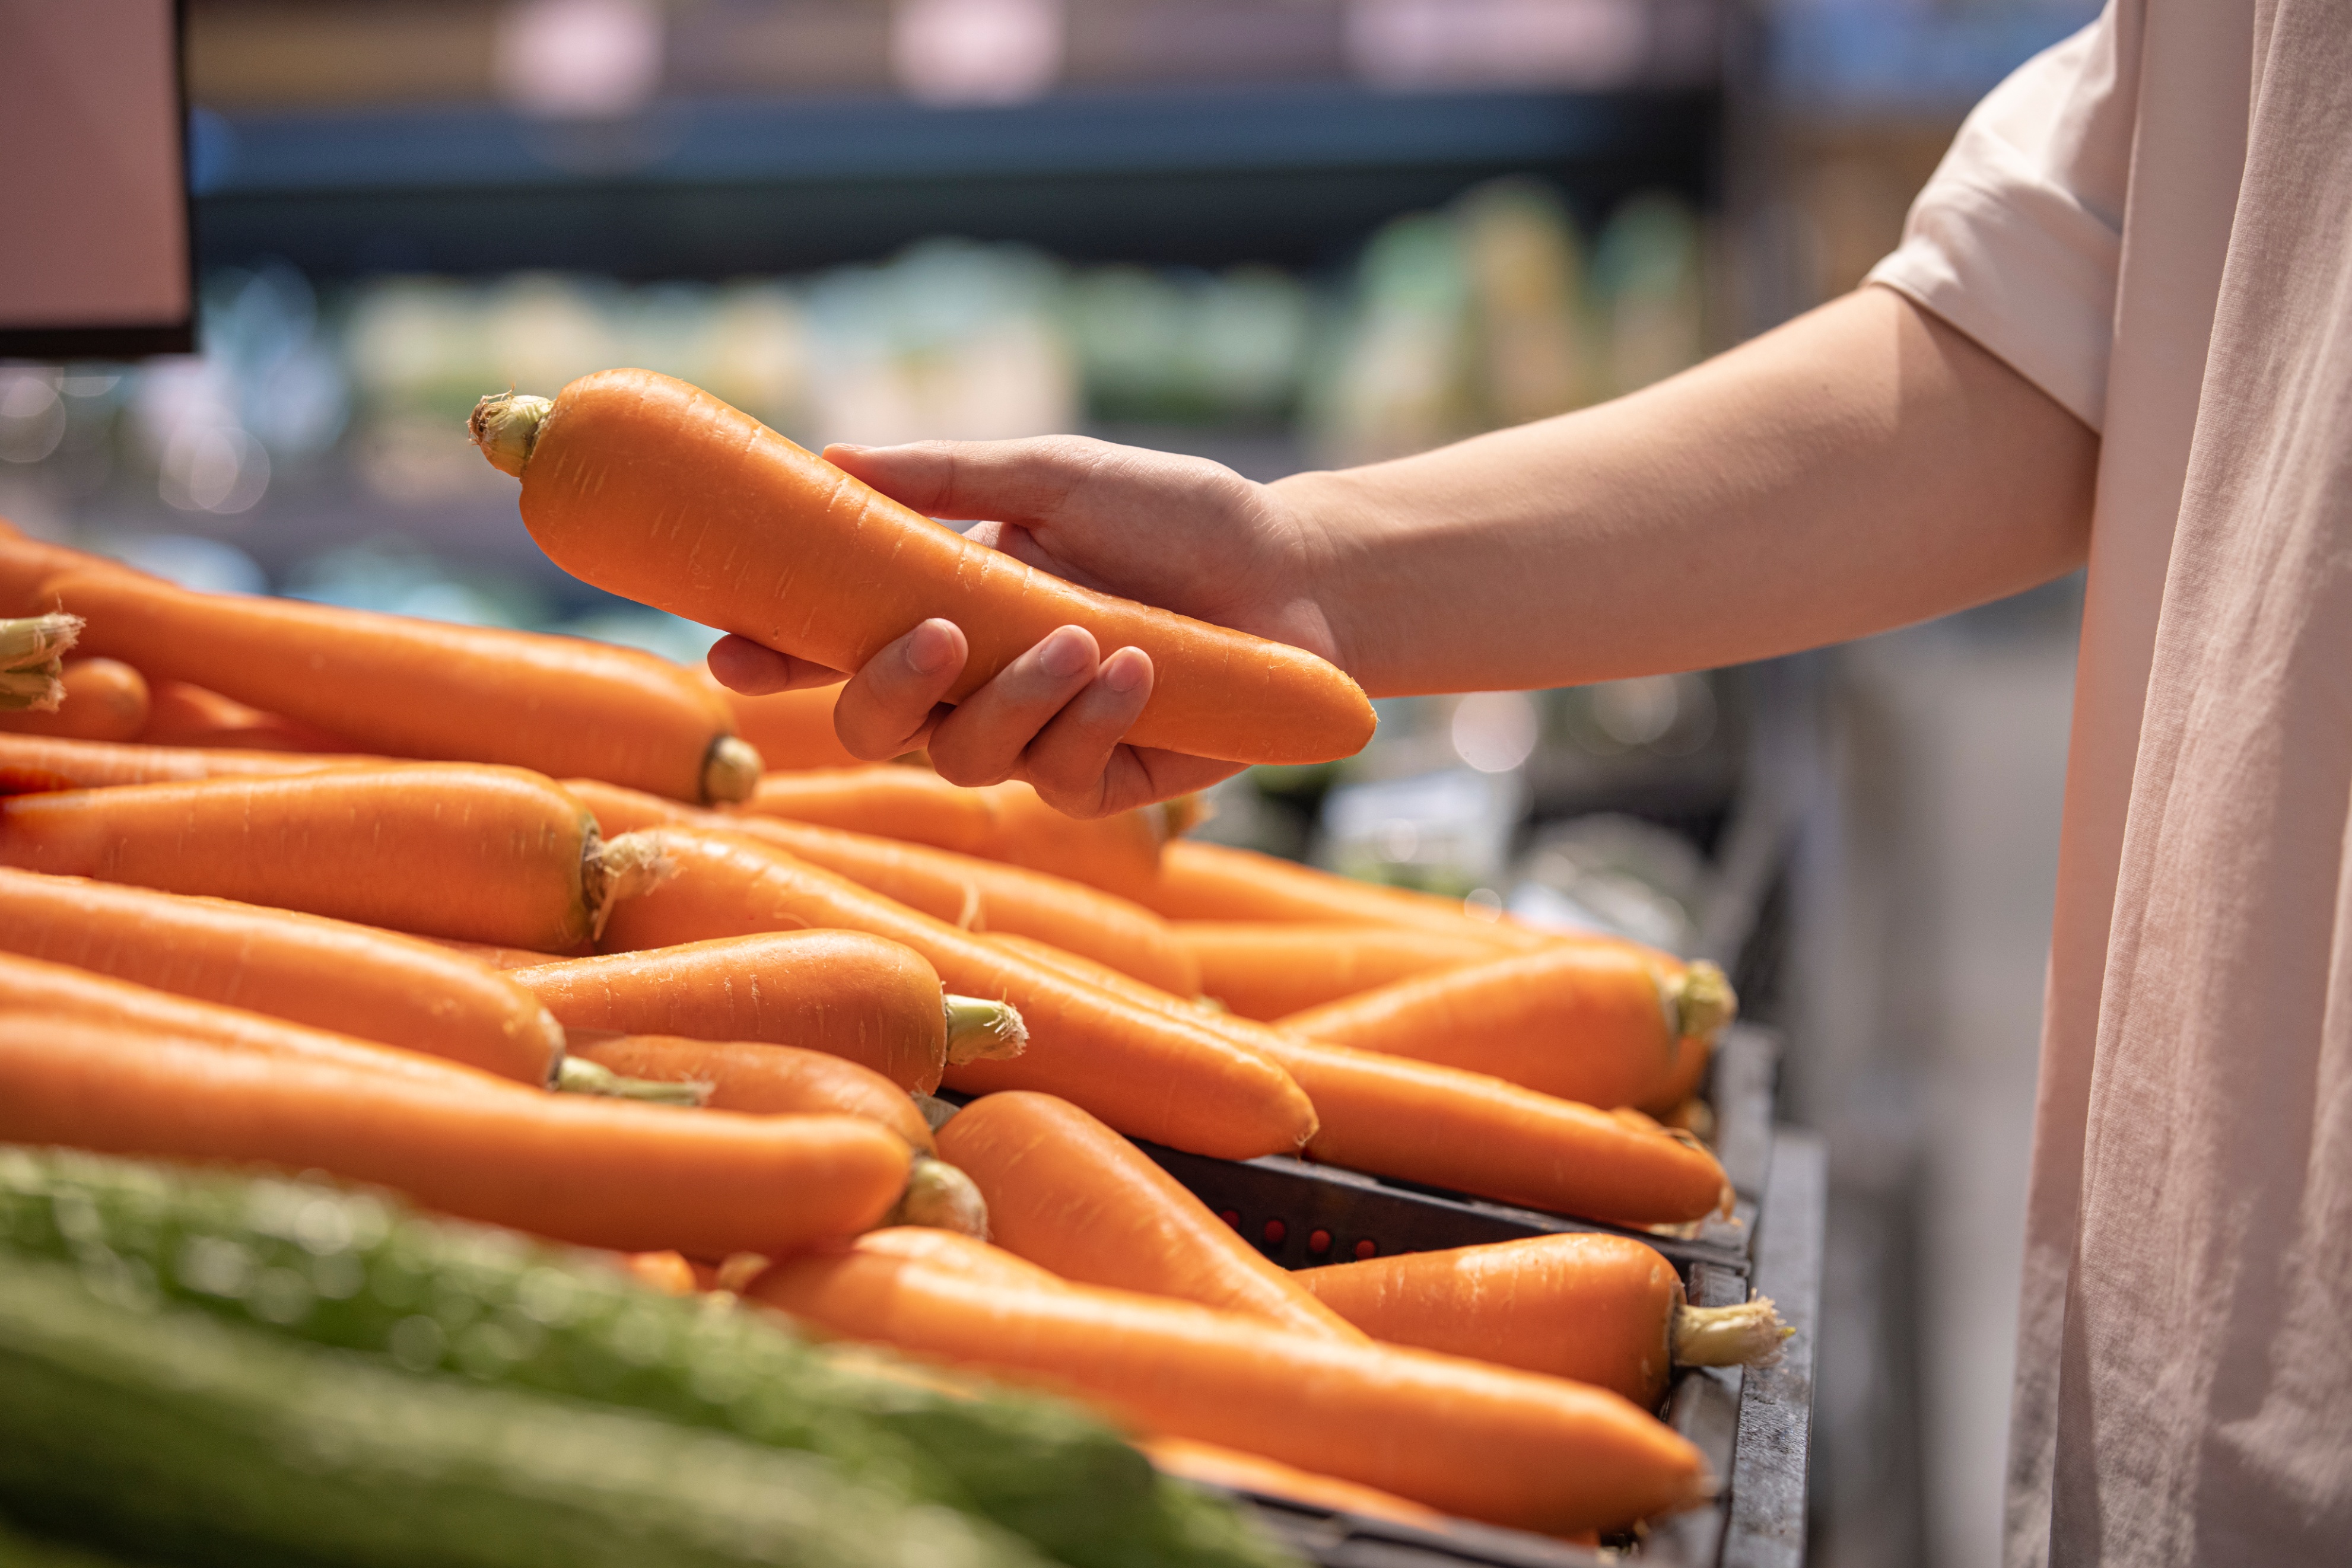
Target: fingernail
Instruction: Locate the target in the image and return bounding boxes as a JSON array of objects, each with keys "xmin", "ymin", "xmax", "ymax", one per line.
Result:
[
  {"xmin": 1102, "ymin": 647, "xmax": 1150, "ymax": 695},
  {"xmin": 829, "ymin": 443, "xmax": 871, "ymax": 455},
  {"xmin": 1040, "ymin": 626, "xmax": 1092, "ymax": 679},
  {"xmin": 906, "ymin": 619, "xmax": 958, "ymax": 675}
]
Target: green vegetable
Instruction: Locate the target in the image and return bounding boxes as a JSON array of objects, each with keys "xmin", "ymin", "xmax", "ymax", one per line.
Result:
[
  {"xmin": 0, "ymin": 1255, "xmax": 1038, "ymax": 1568},
  {"xmin": 0, "ymin": 1147, "xmax": 1293, "ymax": 1568}
]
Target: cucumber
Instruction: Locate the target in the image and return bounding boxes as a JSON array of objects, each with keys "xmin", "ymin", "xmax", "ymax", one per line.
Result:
[
  {"xmin": 0, "ymin": 1256, "xmax": 1038, "ymax": 1568},
  {"xmin": 0, "ymin": 1148, "xmax": 1292, "ymax": 1568}
]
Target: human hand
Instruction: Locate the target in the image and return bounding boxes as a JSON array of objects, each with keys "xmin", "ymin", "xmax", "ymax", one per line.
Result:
[{"xmin": 705, "ymin": 434, "xmax": 1340, "ymax": 818}]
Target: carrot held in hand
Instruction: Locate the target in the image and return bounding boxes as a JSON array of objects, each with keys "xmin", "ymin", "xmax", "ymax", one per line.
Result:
[
  {"xmin": 0, "ymin": 869, "xmax": 564, "ymax": 1086},
  {"xmin": 0, "ymin": 657, "xmax": 148, "ymax": 741},
  {"xmin": 0, "ymin": 1013, "xmax": 912, "ymax": 1257},
  {"xmin": 595, "ymin": 826, "xmax": 1317, "ymax": 1160},
  {"xmin": 936, "ymin": 1090, "xmax": 1365, "ymax": 1341},
  {"xmin": 749, "ymin": 1242, "xmax": 1711, "ymax": 1535},
  {"xmin": 42, "ymin": 567, "xmax": 758, "ymax": 803},
  {"xmin": 0, "ymin": 764, "xmax": 642, "ymax": 951},
  {"xmin": 473, "ymin": 373, "xmax": 1377, "ymax": 766},
  {"xmin": 1174, "ymin": 921, "xmax": 1506, "ymax": 1020},
  {"xmin": 569, "ymin": 1033, "xmax": 937, "ymax": 1150},
  {"xmin": 0, "ymin": 732, "xmax": 358, "ymax": 794}
]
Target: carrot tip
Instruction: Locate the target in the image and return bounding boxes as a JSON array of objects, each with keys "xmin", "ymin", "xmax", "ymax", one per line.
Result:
[
  {"xmin": 701, "ymin": 734, "xmax": 764, "ymax": 805},
  {"xmin": 1673, "ymin": 1295, "xmax": 1792, "ymax": 1369},
  {"xmin": 469, "ymin": 392, "xmax": 552, "ymax": 478},
  {"xmin": 882, "ymin": 1154, "xmax": 990, "ymax": 1239},
  {"xmin": 943, "ymin": 995, "xmax": 1028, "ymax": 1065}
]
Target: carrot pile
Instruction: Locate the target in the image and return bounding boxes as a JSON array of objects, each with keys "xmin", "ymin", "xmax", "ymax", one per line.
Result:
[{"xmin": 0, "ymin": 447, "xmax": 1764, "ymax": 1544}]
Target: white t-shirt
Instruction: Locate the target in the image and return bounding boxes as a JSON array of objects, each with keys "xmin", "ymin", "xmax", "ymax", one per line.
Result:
[{"xmin": 1865, "ymin": 1, "xmax": 2352, "ymax": 1561}]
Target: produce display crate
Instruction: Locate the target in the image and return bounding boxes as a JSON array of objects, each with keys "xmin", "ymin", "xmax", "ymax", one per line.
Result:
[{"xmin": 1137, "ymin": 1026, "xmax": 1823, "ymax": 1568}]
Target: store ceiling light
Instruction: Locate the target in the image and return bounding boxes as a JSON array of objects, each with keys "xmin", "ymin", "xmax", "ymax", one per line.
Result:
[
  {"xmin": 495, "ymin": 0, "xmax": 665, "ymax": 120},
  {"xmin": 892, "ymin": 0, "xmax": 1064, "ymax": 107}
]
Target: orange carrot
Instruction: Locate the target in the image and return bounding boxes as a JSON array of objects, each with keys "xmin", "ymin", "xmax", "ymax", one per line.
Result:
[
  {"xmin": 749, "ymin": 1242, "xmax": 1710, "ymax": 1535},
  {"xmin": 425, "ymin": 936, "xmax": 593, "ymax": 968},
  {"xmin": 0, "ymin": 658, "xmax": 148, "ymax": 741},
  {"xmin": 971, "ymin": 933, "xmax": 1731, "ymax": 1226},
  {"xmin": 0, "ymin": 868, "xmax": 563, "ymax": 1084},
  {"xmin": 1173, "ymin": 921, "xmax": 1506, "ymax": 1020},
  {"xmin": 0, "ymin": 529, "xmax": 103, "ymax": 615},
  {"xmin": 1298, "ymin": 1232, "xmax": 1791, "ymax": 1410},
  {"xmin": 0, "ymin": 764, "xmax": 626, "ymax": 950},
  {"xmin": 936, "ymin": 1090, "xmax": 1366, "ymax": 1340},
  {"xmin": 0, "ymin": 731, "xmax": 360, "ymax": 794},
  {"xmin": 698, "ymin": 672, "xmax": 863, "ymax": 770},
  {"xmin": 570, "ymin": 1033, "xmax": 935, "ymax": 1150},
  {"xmin": 1277, "ymin": 946, "xmax": 1736, "ymax": 1112},
  {"xmin": 135, "ymin": 678, "xmax": 362, "ymax": 753},
  {"xmin": 0, "ymin": 949, "xmax": 519, "ymax": 1094},
  {"xmin": 596, "ymin": 826, "xmax": 1317, "ymax": 1160},
  {"xmin": 42, "ymin": 567, "xmax": 758, "ymax": 803},
  {"xmin": 508, "ymin": 931, "xmax": 953, "ymax": 1093},
  {"xmin": 1138, "ymin": 1438, "xmax": 1446, "ymax": 1530},
  {"xmin": 0, "ymin": 1012, "xmax": 912, "ymax": 1257},
  {"xmin": 571, "ymin": 776, "xmax": 1199, "ymax": 994},
  {"xmin": 473, "ymin": 374, "xmax": 1377, "ymax": 766},
  {"xmin": 1142, "ymin": 839, "xmax": 1559, "ymax": 952}
]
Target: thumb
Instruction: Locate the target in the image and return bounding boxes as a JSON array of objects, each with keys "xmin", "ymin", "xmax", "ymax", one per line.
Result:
[{"xmin": 822, "ymin": 435, "xmax": 1108, "ymax": 528}]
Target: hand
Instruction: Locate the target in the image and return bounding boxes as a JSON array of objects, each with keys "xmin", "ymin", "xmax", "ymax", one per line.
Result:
[{"xmin": 707, "ymin": 434, "xmax": 1339, "ymax": 818}]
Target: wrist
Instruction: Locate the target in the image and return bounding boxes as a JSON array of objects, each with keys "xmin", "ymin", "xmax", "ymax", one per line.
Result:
[{"xmin": 1261, "ymin": 467, "xmax": 1380, "ymax": 681}]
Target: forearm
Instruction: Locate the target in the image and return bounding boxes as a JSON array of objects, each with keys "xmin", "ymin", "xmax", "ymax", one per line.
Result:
[{"xmin": 1275, "ymin": 286, "xmax": 2097, "ymax": 695}]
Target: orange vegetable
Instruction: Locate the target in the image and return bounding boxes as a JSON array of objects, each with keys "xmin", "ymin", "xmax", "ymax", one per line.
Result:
[
  {"xmin": 1277, "ymin": 945, "xmax": 1734, "ymax": 1112},
  {"xmin": 43, "ymin": 567, "xmax": 757, "ymax": 803},
  {"xmin": 0, "ymin": 869, "xmax": 563, "ymax": 1085},
  {"xmin": 1138, "ymin": 1438, "xmax": 1445, "ymax": 1531},
  {"xmin": 1299, "ymin": 1232, "xmax": 1791, "ymax": 1410},
  {"xmin": 1143, "ymin": 840, "xmax": 1553, "ymax": 950},
  {"xmin": 0, "ymin": 527, "xmax": 100, "ymax": 615},
  {"xmin": 135, "ymin": 678, "xmax": 361, "ymax": 753},
  {"xmin": 0, "ymin": 1011, "xmax": 912, "ymax": 1257},
  {"xmin": 571, "ymin": 776, "xmax": 1199, "ymax": 993},
  {"xmin": 508, "ymin": 931, "xmax": 952, "ymax": 1093},
  {"xmin": 935, "ymin": 1090, "xmax": 1365, "ymax": 1341},
  {"xmin": 1173, "ymin": 921, "xmax": 1506, "ymax": 1020},
  {"xmin": 699, "ymin": 672, "xmax": 863, "ymax": 770},
  {"xmin": 570, "ymin": 1033, "xmax": 935, "ymax": 1150},
  {"xmin": 595, "ymin": 826, "xmax": 1317, "ymax": 1160},
  {"xmin": 0, "ymin": 658, "xmax": 149, "ymax": 741},
  {"xmin": 474, "ymin": 373, "xmax": 1377, "ymax": 766},
  {"xmin": 749, "ymin": 1242, "xmax": 1710, "ymax": 1535},
  {"xmin": 975, "ymin": 932, "xmax": 1731, "ymax": 1226},
  {"xmin": 0, "ymin": 731, "xmax": 355, "ymax": 794}
]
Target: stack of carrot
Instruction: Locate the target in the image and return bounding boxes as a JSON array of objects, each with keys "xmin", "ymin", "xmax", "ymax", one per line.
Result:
[{"xmin": 0, "ymin": 373, "xmax": 1772, "ymax": 1545}]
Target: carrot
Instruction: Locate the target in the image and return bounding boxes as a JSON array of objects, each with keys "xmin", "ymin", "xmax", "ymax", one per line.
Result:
[
  {"xmin": 0, "ymin": 950, "xmax": 520, "ymax": 1094},
  {"xmin": 0, "ymin": 1012, "xmax": 913, "ymax": 1257},
  {"xmin": 699, "ymin": 672, "xmax": 864, "ymax": 769},
  {"xmin": 935, "ymin": 1090, "xmax": 1365, "ymax": 1341},
  {"xmin": 569, "ymin": 1033, "xmax": 935, "ymax": 1149},
  {"xmin": 970, "ymin": 933, "xmax": 1731, "ymax": 1226},
  {"xmin": 1142, "ymin": 840, "xmax": 1554, "ymax": 950},
  {"xmin": 1297, "ymin": 1232, "xmax": 1791, "ymax": 1410},
  {"xmin": 595, "ymin": 826, "xmax": 1317, "ymax": 1160},
  {"xmin": 748, "ymin": 1243, "xmax": 1711, "ymax": 1534},
  {"xmin": 0, "ymin": 869, "xmax": 564, "ymax": 1085},
  {"xmin": 1277, "ymin": 946, "xmax": 1736, "ymax": 1112},
  {"xmin": 1173, "ymin": 921, "xmax": 1506, "ymax": 1020},
  {"xmin": 0, "ymin": 611, "xmax": 82, "ymax": 713},
  {"xmin": 507, "ymin": 931, "xmax": 957, "ymax": 1093},
  {"xmin": 473, "ymin": 374, "xmax": 1377, "ymax": 767},
  {"xmin": 1137, "ymin": 1438, "xmax": 1446, "ymax": 1530},
  {"xmin": 425, "ymin": 936, "xmax": 594, "ymax": 968},
  {"xmin": 0, "ymin": 658, "xmax": 148, "ymax": 740},
  {"xmin": 0, "ymin": 732, "xmax": 357, "ymax": 794},
  {"xmin": 0, "ymin": 764, "xmax": 634, "ymax": 950},
  {"xmin": 135, "ymin": 678, "xmax": 362, "ymax": 752},
  {"xmin": 0, "ymin": 531, "xmax": 97, "ymax": 615},
  {"xmin": 40, "ymin": 567, "xmax": 759, "ymax": 803},
  {"xmin": 572, "ymin": 776, "xmax": 1200, "ymax": 994}
]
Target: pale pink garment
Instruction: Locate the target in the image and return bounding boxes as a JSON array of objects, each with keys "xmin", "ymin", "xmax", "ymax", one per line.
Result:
[{"xmin": 1865, "ymin": 1, "xmax": 2352, "ymax": 1561}]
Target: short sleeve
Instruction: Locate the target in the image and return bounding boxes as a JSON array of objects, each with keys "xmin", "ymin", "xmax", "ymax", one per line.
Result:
[{"xmin": 1865, "ymin": 5, "xmax": 2137, "ymax": 430}]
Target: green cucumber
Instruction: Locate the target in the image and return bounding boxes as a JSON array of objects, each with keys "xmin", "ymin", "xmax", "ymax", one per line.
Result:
[{"xmin": 0, "ymin": 1147, "xmax": 1292, "ymax": 1568}]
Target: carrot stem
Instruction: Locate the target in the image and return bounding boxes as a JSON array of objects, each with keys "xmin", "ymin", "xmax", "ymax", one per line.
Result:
[
  {"xmin": 883, "ymin": 1154, "xmax": 990, "ymax": 1238},
  {"xmin": 0, "ymin": 615, "xmax": 82, "ymax": 711},
  {"xmin": 555, "ymin": 1055, "xmax": 711, "ymax": 1106},
  {"xmin": 701, "ymin": 735, "xmax": 763, "ymax": 805},
  {"xmin": 1671, "ymin": 1296, "xmax": 1792, "ymax": 1369},
  {"xmin": 584, "ymin": 832, "xmax": 676, "ymax": 940},
  {"xmin": 469, "ymin": 392, "xmax": 552, "ymax": 478},
  {"xmin": 943, "ymin": 995, "xmax": 1026, "ymax": 1066},
  {"xmin": 1669, "ymin": 960, "xmax": 1737, "ymax": 1042}
]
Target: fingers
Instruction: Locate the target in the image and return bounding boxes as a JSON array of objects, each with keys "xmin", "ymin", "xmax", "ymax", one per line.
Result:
[
  {"xmin": 832, "ymin": 618, "xmax": 968, "ymax": 760},
  {"xmin": 1015, "ymin": 646, "xmax": 1247, "ymax": 817},
  {"xmin": 824, "ymin": 435, "xmax": 1111, "ymax": 529},
  {"xmin": 926, "ymin": 625, "xmax": 1108, "ymax": 786},
  {"xmin": 705, "ymin": 634, "xmax": 846, "ymax": 696}
]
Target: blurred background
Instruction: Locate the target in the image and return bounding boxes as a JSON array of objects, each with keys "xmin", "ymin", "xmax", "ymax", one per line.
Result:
[{"xmin": 0, "ymin": 2, "xmax": 2100, "ymax": 1562}]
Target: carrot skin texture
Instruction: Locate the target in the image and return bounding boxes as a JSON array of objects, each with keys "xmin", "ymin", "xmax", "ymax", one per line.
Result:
[
  {"xmin": 510, "ymin": 931, "xmax": 950, "ymax": 1093},
  {"xmin": 0, "ymin": 1016, "xmax": 910, "ymax": 1257},
  {"xmin": 45, "ymin": 568, "xmax": 740, "ymax": 801},
  {"xmin": 1174, "ymin": 921, "xmax": 1506, "ymax": 1020},
  {"xmin": 1277, "ymin": 944, "xmax": 1689, "ymax": 1111},
  {"xmin": 0, "ymin": 765, "xmax": 602, "ymax": 950},
  {"xmin": 571, "ymin": 1033, "xmax": 936, "ymax": 1150},
  {"xmin": 595, "ymin": 827, "xmax": 1317, "ymax": 1160},
  {"xmin": 0, "ymin": 659, "xmax": 149, "ymax": 741},
  {"xmin": 511, "ymin": 370, "xmax": 1376, "ymax": 766},
  {"xmin": 1298, "ymin": 1233, "xmax": 1685, "ymax": 1408},
  {"xmin": 0, "ymin": 869, "xmax": 563, "ymax": 1085},
  {"xmin": 0, "ymin": 732, "xmax": 358, "ymax": 794},
  {"xmin": 976, "ymin": 930, "xmax": 1730, "ymax": 1226},
  {"xmin": 935, "ymin": 1090, "xmax": 1365, "ymax": 1341},
  {"xmin": 135, "ymin": 678, "xmax": 363, "ymax": 753},
  {"xmin": 751, "ymin": 1246, "xmax": 1709, "ymax": 1535}
]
